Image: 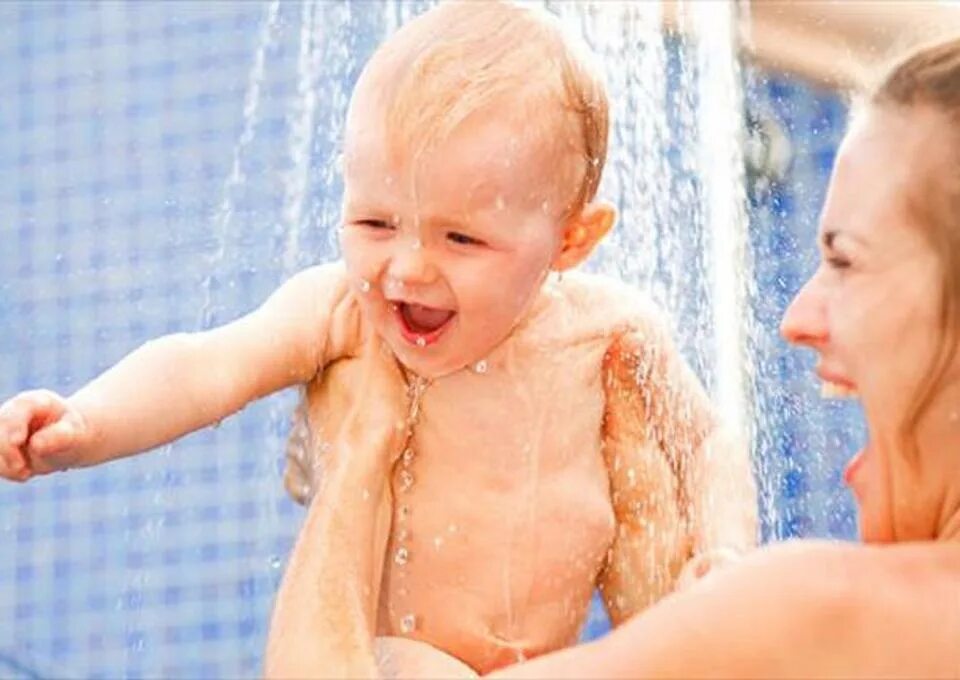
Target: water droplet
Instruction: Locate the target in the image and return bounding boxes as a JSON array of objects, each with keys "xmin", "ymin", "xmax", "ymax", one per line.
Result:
[
  {"xmin": 495, "ymin": 195, "xmax": 505, "ymax": 211},
  {"xmin": 447, "ymin": 523, "xmax": 458, "ymax": 534},
  {"xmin": 269, "ymin": 556, "xmax": 282, "ymax": 570},
  {"xmin": 396, "ymin": 528, "xmax": 409, "ymax": 542},
  {"xmin": 411, "ymin": 238, "xmax": 422, "ymax": 251},
  {"xmin": 358, "ymin": 279, "xmax": 371, "ymax": 293},
  {"xmin": 361, "ymin": 488, "xmax": 370, "ymax": 501},
  {"xmin": 541, "ymin": 200, "xmax": 550, "ymax": 213},
  {"xmin": 433, "ymin": 536, "xmax": 444, "ymax": 550},
  {"xmin": 474, "ymin": 360, "xmax": 488, "ymax": 374},
  {"xmin": 399, "ymin": 470, "xmax": 414, "ymax": 491},
  {"xmin": 395, "ymin": 547, "xmax": 409, "ymax": 565},
  {"xmin": 400, "ymin": 613, "xmax": 416, "ymax": 633},
  {"xmin": 402, "ymin": 448, "xmax": 414, "ymax": 466},
  {"xmin": 415, "ymin": 336, "xmax": 426, "ymax": 348}
]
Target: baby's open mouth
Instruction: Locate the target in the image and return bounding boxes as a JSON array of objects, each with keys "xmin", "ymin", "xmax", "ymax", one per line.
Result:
[{"xmin": 392, "ymin": 301, "xmax": 456, "ymax": 346}]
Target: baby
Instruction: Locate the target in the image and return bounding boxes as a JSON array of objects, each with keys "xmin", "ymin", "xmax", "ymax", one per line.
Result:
[{"xmin": 0, "ymin": 2, "xmax": 756, "ymax": 673}]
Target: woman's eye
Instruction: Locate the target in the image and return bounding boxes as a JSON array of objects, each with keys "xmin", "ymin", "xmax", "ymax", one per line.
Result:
[{"xmin": 447, "ymin": 232, "xmax": 483, "ymax": 246}]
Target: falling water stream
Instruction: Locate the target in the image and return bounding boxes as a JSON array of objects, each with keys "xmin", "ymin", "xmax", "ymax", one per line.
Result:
[{"xmin": 0, "ymin": 1, "xmax": 863, "ymax": 677}]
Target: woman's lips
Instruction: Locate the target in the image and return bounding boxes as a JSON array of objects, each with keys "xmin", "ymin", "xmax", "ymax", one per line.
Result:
[
  {"xmin": 816, "ymin": 367, "xmax": 859, "ymax": 398},
  {"xmin": 392, "ymin": 302, "xmax": 456, "ymax": 347},
  {"xmin": 844, "ymin": 445, "xmax": 867, "ymax": 486},
  {"xmin": 821, "ymin": 381, "xmax": 859, "ymax": 399}
]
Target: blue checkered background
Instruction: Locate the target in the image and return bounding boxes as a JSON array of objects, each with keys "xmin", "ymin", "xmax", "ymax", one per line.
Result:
[{"xmin": 0, "ymin": 2, "xmax": 862, "ymax": 677}]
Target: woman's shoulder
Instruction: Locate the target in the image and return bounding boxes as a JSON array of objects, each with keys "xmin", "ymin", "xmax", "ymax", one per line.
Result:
[
  {"xmin": 731, "ymin": 539, "xmax": 960, "ymax": 676},
  {"xmin": 729, "ymin": 538, "xmax": 949, "ymax": 603}
]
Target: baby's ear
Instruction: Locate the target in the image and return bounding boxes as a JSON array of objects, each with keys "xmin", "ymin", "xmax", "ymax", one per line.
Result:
[{"xmin": 552, "ymin": 201, "xmax": 616, "ymax": 272}]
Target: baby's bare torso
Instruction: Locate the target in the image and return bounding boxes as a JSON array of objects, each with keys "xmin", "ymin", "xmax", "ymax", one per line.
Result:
[{"xmin": 286, "ymin": 274, "xmax": 661, "ymax": 673}]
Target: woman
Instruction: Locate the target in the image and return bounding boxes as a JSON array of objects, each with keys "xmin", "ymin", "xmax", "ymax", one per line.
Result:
[{"xmin": 265, "ymin": 36, "xmax": 960, "ymax": 679}]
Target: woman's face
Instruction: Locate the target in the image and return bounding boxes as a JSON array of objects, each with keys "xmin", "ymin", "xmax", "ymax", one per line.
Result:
[{"xmin": 780, "ymin": 106, "xmax": 950, "ymax": 543}]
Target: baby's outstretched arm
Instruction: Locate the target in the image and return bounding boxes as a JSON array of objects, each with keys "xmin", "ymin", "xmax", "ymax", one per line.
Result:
[
  {"xmin": 0, "ymin": 265, "xmax": 346, "ymax": 480},
  {"xmin": 598, "ymin": 315, "xmax": 757, "ymax": 624}
]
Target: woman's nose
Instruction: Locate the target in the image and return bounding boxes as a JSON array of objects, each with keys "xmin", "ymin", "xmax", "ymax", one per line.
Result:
[{"xmin": 780, "ymin": 274, "xmax": 829, "ymax": 348}]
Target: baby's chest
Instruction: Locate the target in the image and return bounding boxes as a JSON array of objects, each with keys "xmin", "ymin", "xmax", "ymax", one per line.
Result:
[
  {"xmin": 386, "ymin": 396, "xmax": 618, "ymax": 592},
  {"xmin": 379, "ymin": 434, "xmax": 616, "ymax": 658}
]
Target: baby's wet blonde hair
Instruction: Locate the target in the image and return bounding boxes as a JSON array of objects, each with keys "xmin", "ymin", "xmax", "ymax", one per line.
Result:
[{"xmin": 350, "ymin": 0, "xmax": 608, "ymax": 218}]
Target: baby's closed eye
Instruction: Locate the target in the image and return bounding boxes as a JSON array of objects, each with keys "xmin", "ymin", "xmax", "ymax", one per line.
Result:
[
  {"xmin": 352, "ymin": 219, "xmax": 395, "ymax": 230},
  {"xmin": 446, "ymin": 231, "xmax": 485, "ymax": 247}
]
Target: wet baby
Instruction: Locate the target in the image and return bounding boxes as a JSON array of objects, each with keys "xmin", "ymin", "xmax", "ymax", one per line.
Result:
[{"xmin": 0, "ymin": 2, "xmax": 756, "ymax": 673}]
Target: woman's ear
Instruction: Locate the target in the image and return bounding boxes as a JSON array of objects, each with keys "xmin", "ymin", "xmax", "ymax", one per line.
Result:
[{"xmin": 552, "ymin": 201, "xmax": 616, "ymax": 272}]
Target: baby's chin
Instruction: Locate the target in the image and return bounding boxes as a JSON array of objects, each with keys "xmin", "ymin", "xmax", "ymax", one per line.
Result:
[{"xmin": 386, "ymin": 340, "xmax": 470, "ymax": 380}]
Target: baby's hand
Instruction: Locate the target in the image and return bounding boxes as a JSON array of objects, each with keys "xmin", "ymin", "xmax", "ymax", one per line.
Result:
[
  {"xmin": 675, "ymin": 547, "xmax": 743, "ymax": 591},
  {"xmin": 0, "ymin": 390, "xmax": 91, "ymax": 482}
]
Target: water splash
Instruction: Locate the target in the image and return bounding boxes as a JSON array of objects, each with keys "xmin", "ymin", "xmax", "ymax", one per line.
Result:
[
  {"xmin": 281, "ymin": 0, "xmax": 323, "ymax": 275},
  {"xmin": 199, "ymin": 0, "xmax": 282, "ymax": 329},
  {"xmin": 691, "ymin": 1, "xmax": 754, "ymax": 449}
]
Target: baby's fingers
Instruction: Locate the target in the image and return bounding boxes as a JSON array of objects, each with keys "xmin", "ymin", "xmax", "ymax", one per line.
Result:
[
  {"xmin": 29, "ymin": 417, "xmax": 78, "ymax": 454},
  {"xmin": 0, "ymin": 390, "xmax": 68, "ymax": 445},
  {"xmin": 27, "ymin": 415, "xmax": 85, "ymax": 474},
  {"xmin": 0, "ymin": 444, "xmax": 31, "ymax": 483},
  {"xmin": 0, "ymin": 400, "xmax": 31, "ymax": 448}
]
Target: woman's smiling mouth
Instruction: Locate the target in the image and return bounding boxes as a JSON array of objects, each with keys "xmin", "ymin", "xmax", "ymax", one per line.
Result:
[{"xmin": 392, "ymin": 301, "xmax": 457, "ymax": 347}]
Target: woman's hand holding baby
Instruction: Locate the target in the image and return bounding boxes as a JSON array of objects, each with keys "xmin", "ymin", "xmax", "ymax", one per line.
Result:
[
  {"xmin": 335, "ymin": 334, "xmax": 410, "ymax": 475},
  {"xmin": 0, "ymin": 389, "xmax": 93, "ymax": 481}
]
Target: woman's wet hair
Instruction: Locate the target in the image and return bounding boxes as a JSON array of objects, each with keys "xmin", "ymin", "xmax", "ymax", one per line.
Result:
[{"xmin": 868, "ymin": 35, "xmax": 960, "ymax": 447}]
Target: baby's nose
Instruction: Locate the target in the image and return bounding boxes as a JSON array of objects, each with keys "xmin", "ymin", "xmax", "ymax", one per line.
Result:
[{"xmin": 386, "ymin": 238, "xmax": 438, "ymax": 287}]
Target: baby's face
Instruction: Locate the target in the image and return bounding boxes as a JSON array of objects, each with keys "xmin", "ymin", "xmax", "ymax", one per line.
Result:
[{"xmin": 340, "ymin": 109, "xmax": 566, "ymax": 378}]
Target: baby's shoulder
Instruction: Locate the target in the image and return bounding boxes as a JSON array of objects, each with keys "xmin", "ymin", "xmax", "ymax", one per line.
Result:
[
  {"xmin": 555, "ymin": 271, "xmax": 670, "ymax": 339},
  {"xmin": 289, "ymin": 260, "xmax": 355, "ymax": 312},
  {"xmin": 286, "ymin": 260, "xmax": 366, "ymax": 366},
  {"xmin": 295, "ymin": 260, "xmax": 350, "ymax": 292}
]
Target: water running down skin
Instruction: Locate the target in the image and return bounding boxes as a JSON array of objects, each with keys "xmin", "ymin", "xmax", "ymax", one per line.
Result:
[
  {"xmin": 264, "ymin": 38, "xmax": 960, "ymax": 679},
  {"xmin": 0, "ymin": 3, "xmax": 756, "ymax": 674}
]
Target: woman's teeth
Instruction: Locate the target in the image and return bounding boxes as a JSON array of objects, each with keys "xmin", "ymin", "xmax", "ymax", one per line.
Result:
[{"xmin": 820, "ymin": 380, "xmax": 858, "ymax": 399}]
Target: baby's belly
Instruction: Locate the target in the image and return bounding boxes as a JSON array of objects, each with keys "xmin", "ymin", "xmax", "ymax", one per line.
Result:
[
  {"xmin": 376, "ymin": 468, "xmax": 616, "ymax": 674},
  {"xmin": 377, "ymin": 577, "xmax": 593, "ymax": 673}
]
